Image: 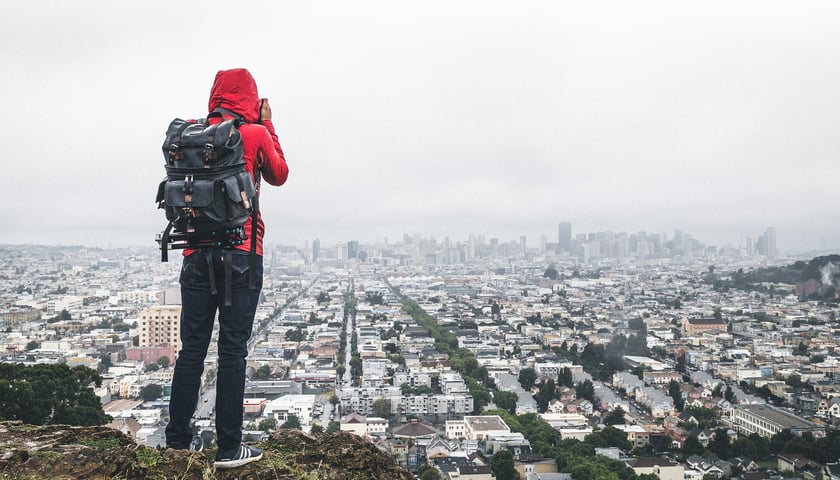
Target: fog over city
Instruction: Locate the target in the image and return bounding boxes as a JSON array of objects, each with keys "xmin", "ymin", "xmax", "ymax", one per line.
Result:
[{"xmin": 1, "ymin": 1, "xmax": 839, "ymax": 252}]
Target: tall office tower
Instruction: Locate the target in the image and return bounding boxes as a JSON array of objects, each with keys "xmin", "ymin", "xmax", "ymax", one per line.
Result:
[
  {"xmin": 558, "ymin": 221, "xmax": 572, "ymax": 253},
  {"xmin": 539, "ymin": 235, "xmax": 547, "ymax": 253},
  {"xmin": 765, "ymin": 226, "xmax": 777, "ymax": 258},
  {"xmin": 138, "ymin": 305, "xmax": 182, "ymax": 352},
  {"xmin": 312, "ymin": 238, "xmax": 321, "ymax": 262},
  {"xmin": 347, "ymin": 240, "xmax": 360, "ymax": 259},
  {"xmin": 520, "ymin": 235, "xmax": 527, "ymax": 255},
  {"xmin": 335, "ymin": 243, "xmax": 348, "ymax": 262}
]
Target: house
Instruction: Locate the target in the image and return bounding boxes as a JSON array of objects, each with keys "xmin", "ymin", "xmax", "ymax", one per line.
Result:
[
  {"xmin": 107, "ymin": 416, "xmax": 141, "ymax": 440},
  {"xmin": 778, "ymin": 453, "xmax": 820, "ymax": 473},
  {"xmin": 626, "ymin": 457, "xmax": 684, "ymax": 480},
  {"xmin": 686, "ymin": 454, "xmax": 732, "ymax": 478},
  {"xmin": 425, "ymin": 436, "xmax": 459, "ymax": 460},
  {"xmin": 730, "ymin": 455, "xmax": 759, "ymax": 472},
  {"xmin": 683, "ymin": 318, "xmax": 727, "ymax": 336},
  {"xmin": 455, "ymin": 464, "xmax": 493, "ymax": 480},
  {"xmin": 515, "ymin": 456, "xmax": 558, "ymax": 479},
  {"xmin": 339, "ymin": 412, "xmax": 388, "ymax": 437},
  {"xmin": 394, "ymin": 418, "xmax": 438, "ymax": 441}
]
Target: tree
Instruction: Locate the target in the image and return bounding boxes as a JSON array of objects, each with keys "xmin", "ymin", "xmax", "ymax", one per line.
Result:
[
  {"xmin": 669, "ymin": 379, "xmax": 685, "ymax": 411},
  {"xmin": 316, "ymin": 291, "xmax": 330, "ymax": 304},
  {"xmin": 558, "ymin": 366, "xmax": 574, "ymax": 388},
  {"xmin": 709, "ymin": 428, "xmax": 731, "ymax": 458},
  {"xmin": 140, "ymin": 384, "xmax": 163, "ymax": 401},
  {"xmin": 418, "ymin": 465, "xmax": 442, "ymax": 480},
  {"xmin": 603, "ymin": 407, "xmax": 626, "ymax": 426},
  {"xmin": 285, "ymin": 326, "xmax": 305, "ymax": 342},
  {"xmin": 156, "ymin": 356, "xmax": 170, "ymax": 369},
  {"xmin": 25, "ymin": 341, "xmax": 39, "ymax": 351},
  {"xmin": 494, "ymin": 391, "xmax": 518, "ymax": 415},
  {"xmin": 258, "ymin": 417, "xmax": 278, "ymax": 432},
  {"xmin": 724, "ymin": 385, "xmax": 735, "ymax": 402},
  {"xmin": 144, "ymin": 362, "xmax": 160, "ymax": 373},
  {"xmin": 682, "ymin": 435, "xmax": 705, "ymax": 456},
  {"xmin": 254, "ymin": 364, "xmax": 272, "ymax": 380},
  {"xmin": 576, "ymin": 379, "xmax": 595, "ymax": 402},
  {"xmin": 535, "ymin": 379, "xmax": 556, "ymax": 412},
  {"xmin": 584, "ymin": 426, "xmax": 631, "ymax": 451},
  {"xmin": 372, "ymin": 398, "xmax": 392, "ymax": 420},
  {"xmin": 489, "ymin": 449, "xmax": 516, "ymax": 480},
  {"xmin": 518, "ymin": 367, "xmax": 537, "ymax": 390},
  {"xmin": 325, "ymin": 421, "xmax": 340, "ymax": 434},
  {"xmin": 98, "ymin": 354, "xmax": 112, "ymax": 373},
  {"xmin": 0, "ymin": 364, "xmax": 111, "ymax": 426},
  {"xmin": 544, "ymin": 264, "xmax": 559, "ymax": 280},
  {"xmin": 281, "ymin": 414, "xmax": 301, "ymax": 429}
]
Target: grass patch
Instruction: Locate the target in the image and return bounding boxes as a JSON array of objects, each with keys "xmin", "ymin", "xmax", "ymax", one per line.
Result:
[
  {"xmin": 30, "ymin": 450, "xmax": 61, "ymax": 460},
  {"xmin": 75, "ymin": 436, "xmax": 120, "ymax": 449},
  {"xmin": 262, "ymin": 450, "xmax": 320, "ymax": 480},
  {"xmin": 5, "ymin": 424, "xmax": 40, "ymax": 433},
  {"xmin": 136, "ymin": 447, "xmax": 164, "ymax": 468}
]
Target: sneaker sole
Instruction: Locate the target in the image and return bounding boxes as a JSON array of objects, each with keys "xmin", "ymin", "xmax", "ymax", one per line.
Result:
[{"xmin": 214, "ymin": 452, "xmax": 263, "ymax": 470}]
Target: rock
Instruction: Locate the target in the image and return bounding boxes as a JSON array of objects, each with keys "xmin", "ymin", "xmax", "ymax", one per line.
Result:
[{"xmin": 0, "ymin": 421, "xmax": 414, "ymax": 480}]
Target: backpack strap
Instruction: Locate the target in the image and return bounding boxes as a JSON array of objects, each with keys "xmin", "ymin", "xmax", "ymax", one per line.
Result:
[
  {"xmin": 210, "ymin": 107, "xmax": 246, "ymax": 123},
  {"xmin": 205, "ymin": 250, "xmax": 218, "ymax": 297},
  {"xmin": 248, "ymin": 167, "xmax": 261, "ymax": 290},
  {"xmin": 223, "ymin": 250, "xmax": 233, "ymax": 307},
  {"xmin": 160, "ymin": 222, "xmax": 173, "ymax": 262}
]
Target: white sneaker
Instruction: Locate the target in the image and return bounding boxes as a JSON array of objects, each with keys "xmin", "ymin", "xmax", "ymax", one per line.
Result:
[{"xmin": 214, "ymin": 444, "xmax": 263, "ymax": 469}]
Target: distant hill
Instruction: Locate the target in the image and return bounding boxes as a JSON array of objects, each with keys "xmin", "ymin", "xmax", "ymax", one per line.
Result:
[
  {"xmin": 737, "ymin": 255, "xmax": 840, "ymax": 285},
  {"xmin": 706, "ymin": 255, "xmax": 840, "ymax": 297}
]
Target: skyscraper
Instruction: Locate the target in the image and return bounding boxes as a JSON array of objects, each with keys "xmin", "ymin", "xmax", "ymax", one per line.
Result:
[
  {"xmin": 765, "ymin": 226, "xmax": 777, "ymax": 258},
  {"xmin": 558, "ymin": 222, "xmax": 572, "ymax": 253}
]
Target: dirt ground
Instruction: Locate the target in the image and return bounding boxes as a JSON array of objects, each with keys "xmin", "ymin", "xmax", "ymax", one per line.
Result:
[{"xmin": 0, "ymin": 421, "xmax": 414, "ymax": 480}]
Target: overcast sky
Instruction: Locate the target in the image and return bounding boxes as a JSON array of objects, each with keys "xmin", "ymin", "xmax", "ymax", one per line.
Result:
[{"xmin": 1, "ymin": 1, "xmax": 838, "ymax": 253}]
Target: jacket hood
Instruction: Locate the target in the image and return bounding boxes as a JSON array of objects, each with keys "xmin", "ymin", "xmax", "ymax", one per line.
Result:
[{"xmin": 208, "ymin": 68, "xmax": 261, "ymax": 123}]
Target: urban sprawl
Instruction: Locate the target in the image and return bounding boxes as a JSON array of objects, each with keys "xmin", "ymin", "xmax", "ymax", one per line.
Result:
[{"xmin": 2, "ymin": 225, "xmax": 839, "ymax": 480}]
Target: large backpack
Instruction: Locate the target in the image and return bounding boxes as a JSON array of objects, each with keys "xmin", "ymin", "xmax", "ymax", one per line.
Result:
[{"xmin": 155, "ymin": 109, "xmax": 259, "ymax": 264}]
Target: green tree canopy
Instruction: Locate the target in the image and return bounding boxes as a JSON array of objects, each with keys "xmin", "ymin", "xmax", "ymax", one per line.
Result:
[
  {"xmin": 518, "ymin": 367, "xmax": 537, "ymax": 390},
  {"xmin": 603, "ymin": 407, "xmax": 626, "ymax": 426},
  {"xmin": 254, "ymin": 364, "xmax": 273, "ymax": 380},
  {"xmin": 258, "ymin": 417, "xmax": 278, "ymax": 432},
  {"xmin": 140, "ymin": 384, "xmax": 163, "ymax": 401},
  {"xmin": 0, "ymin": 363, "xmax": 110, "ymax": 426},
  {"xmin": 418, "ymin": 465, "xmax": 442, "ymax": 480},
  {"xmin": 489, "ymin": 449, "xmax": 516, "ymax": 480},
  {"xmin": 576, "ymin": 379, "xmax": 595, "ymax": 402},
  {"xmin": 682, "ymin": 435, "xmax": 705, "ymax": 456},
  {"xmin": 494, "ymin": 391, "xmax": 518, "ymax": 415},
  {"xmin": 372, "ymin": 398, "xmax": 392, "ymax": 420},
  {"xmin": 584, "ymin": 426, "xmax": 631, "ymax": 451},
  {"xmin": 156, "ymin": 356, "xmax": 170, "ymax": 369},
  {"xmin": 281, "ymin": 414, "xmax": 301, "ymax": 429}
]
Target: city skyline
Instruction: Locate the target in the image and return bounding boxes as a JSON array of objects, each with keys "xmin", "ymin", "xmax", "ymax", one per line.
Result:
[{"xmin": 1, "ymin": 2, "xmax": 839, "ymax": 253}]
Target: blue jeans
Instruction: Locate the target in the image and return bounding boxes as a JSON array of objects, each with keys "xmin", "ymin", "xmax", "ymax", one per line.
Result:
[{"xmin": 165, "ymin": 250, "xmax": 262, "ymax": 453}]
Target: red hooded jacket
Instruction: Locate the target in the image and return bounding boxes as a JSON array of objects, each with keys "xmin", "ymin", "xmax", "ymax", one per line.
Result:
[{"xmin": 186, "ymin": 68, "xmax": 288, "ymax": 257}]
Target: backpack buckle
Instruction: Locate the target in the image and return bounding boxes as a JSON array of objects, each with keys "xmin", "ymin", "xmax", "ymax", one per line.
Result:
[{"xmin": 202, "ymin": 144, "xmax": 216, "ymax": 166}]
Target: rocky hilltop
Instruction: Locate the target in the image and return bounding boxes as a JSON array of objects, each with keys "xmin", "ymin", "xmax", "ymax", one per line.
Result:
[{"xmin": 0, "ymin": 421, "xmax": 413, "ymax": 480}]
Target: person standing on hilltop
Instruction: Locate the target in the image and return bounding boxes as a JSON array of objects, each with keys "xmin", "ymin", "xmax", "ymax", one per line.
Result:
[{"xmin": 165, "ymin": 68, "xmax": 289, "ymax": 470}]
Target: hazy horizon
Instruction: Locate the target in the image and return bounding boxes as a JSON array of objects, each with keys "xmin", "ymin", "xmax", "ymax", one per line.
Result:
[{"xmin": 2, "ymin": 1, "xmax": 838, "ymax": 254}]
